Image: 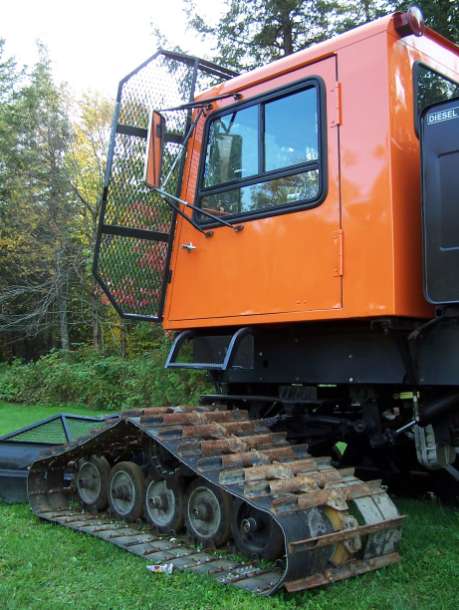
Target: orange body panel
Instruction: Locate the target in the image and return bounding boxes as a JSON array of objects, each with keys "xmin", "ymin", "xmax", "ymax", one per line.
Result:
[{"xmin": 161, "ymin": 16, "xmax": 459, "ymax": 330}]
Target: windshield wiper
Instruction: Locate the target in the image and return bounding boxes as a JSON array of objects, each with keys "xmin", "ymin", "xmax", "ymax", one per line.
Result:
[
  {"xmin": 155, "ymin": 188, "xmax": 243, "ymax": 237},
  {"xmin": 154, "ymin": 102, "xmax": 244, "ymax": 236}
]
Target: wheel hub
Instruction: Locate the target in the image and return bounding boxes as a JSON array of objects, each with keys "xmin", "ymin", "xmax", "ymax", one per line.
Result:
[
  {"xmin": 192, "ymin": 501, "xmax": 212, "ymax": 521},
  {"xmin": 110, "ymin": 471, "xmax": 136, "ymax": 515},
  {"xmin": 187, "ymin": 485, "xmax": 222, "ymax": 539},
  {"xmin": 145, "ymin": 479, "xmax": 179, "ymax": 529},
  {"xmin": 231, "ymin": 501, "xmax": 284, "ymax": 560},
  {"xmin": 76, "ymin": 461, "xmax": 102, "ymax": 505},
  {"xmin": 241, "ymin": 516, "xmax": 258, "ymax": 534},
  {"xmin": 78, "ymin": 478, "xmax": 93, "ymax": 490},
  {"xmin": 149, "ymin": 493, "xmax": 169, "ymax": 510},
  {"xmin": 113, "ymin": 484, "xmax": 132, "ymax": 500}
]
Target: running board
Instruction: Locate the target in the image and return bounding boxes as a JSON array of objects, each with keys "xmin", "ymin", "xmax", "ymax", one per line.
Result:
[{"xmin": 165, "ymin": 327, "xmax": 253, "ymax": 370}]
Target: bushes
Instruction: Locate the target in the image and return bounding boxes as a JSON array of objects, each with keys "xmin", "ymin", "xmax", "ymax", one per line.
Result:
[{"xmin": 0, "ymin": 346, "xmax": 210, "ymax": 410}]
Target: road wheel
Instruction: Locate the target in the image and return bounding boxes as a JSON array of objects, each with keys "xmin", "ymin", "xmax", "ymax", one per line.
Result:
[
  {"xmin": 185, "ymin": 479, "xmax": 231, "ymax": 547},
  {"xmin": 75, "ymin": 455, "xmax": 110, "ymax": 512},
  {"xmin": 108, "ymin": 461, "xmax": 144, "ymax": 521},
  {"xmin": 144, "ymin": 474, "xmax": 185, "ymax": 533}
]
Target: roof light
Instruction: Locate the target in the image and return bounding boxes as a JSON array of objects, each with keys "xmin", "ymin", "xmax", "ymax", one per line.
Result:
[{"xmin": 394, "ymin": 7, "xmax": 425, "ymax": 38}]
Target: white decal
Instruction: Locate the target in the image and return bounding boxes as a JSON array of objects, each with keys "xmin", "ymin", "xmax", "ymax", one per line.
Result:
[{"xmin": 427, "ymin": 106, "xmax": 459, "ymax": 125}]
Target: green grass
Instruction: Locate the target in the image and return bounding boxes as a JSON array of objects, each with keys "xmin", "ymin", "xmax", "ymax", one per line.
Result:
[
  {"xmin": 1, "ymin": 404, "xmax": 458, "ymax": 609},
  {"xmin": 0, "ymin": 401, "xmax": 109, "ymax": 436}
]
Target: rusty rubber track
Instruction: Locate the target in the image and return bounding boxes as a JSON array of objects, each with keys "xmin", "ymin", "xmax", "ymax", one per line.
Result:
[{"xmin": 28, "ymin": 405, "xmax": 403, "ymax": 595}]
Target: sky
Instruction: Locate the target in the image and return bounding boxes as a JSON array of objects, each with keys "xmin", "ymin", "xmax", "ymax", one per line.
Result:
[{"xmin": 2, "ymin": 0, "xmax": 223, "ymax": 100}]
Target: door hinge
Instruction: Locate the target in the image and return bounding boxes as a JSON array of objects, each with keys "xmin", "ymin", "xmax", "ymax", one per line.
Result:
[
  {"xmin": 329, "ymin": 82, "xmax": 342, "ymax": 127},
  {"xmin": 333, "ymin": 229, "xmax": 344, "ymax": 277}
]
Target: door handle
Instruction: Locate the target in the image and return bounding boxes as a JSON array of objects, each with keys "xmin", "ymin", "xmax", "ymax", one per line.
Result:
[{"xmin": 181, "ymin": 242, "xmax": 197, "ymax": 252}]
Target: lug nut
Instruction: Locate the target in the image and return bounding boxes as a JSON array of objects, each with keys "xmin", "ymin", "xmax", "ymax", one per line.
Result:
[
  {"xmin": 193, "ymin": 502, "xmax": 211, "ymax": 521},
  {"xmin": 241, "ymin": 517, "xmax": 258, "ymax": 533}
]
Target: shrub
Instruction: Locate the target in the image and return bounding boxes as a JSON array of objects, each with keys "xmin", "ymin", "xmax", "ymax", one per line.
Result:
[{"xmin": 0, "ymin": 346, "xmax": 210, "ymax": 410}]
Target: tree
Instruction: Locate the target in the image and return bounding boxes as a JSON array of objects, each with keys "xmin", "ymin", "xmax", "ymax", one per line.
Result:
[
  {"xmin": 185, "ymin": 0, "xmax": 458, "ymax": 73},
  {"xmin": 0, "ymin": 44, "xmax": 79, "ymax": 352},
  {"xmin": 395, "ymin": 0, "xmax": 459, "ymax": 43},
  {"xmin": 332, "ymin": 0, "xmax": 395, "ymax": 35},
  {"xmin": 185, "ymin": 0, "xmax": 396, "ymax": 71},
  {"xmin": 67, "ymin": 92, "xmax": 113, "ymax": 350}
]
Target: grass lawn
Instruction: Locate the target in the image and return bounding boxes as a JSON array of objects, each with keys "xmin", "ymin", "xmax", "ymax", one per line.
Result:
[
  {"xmin": 0, "ymin": 402, "xmax": 458, "ymax": 610},
  {"xmin": 0, "ymin": 401, "xmax": 110, "ymax": 436}
]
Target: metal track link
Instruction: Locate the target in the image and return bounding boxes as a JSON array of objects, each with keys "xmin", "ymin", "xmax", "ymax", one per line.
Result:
[{"xmin": 28, "ymin": 404, "xmax": 403, "ymax": 595}]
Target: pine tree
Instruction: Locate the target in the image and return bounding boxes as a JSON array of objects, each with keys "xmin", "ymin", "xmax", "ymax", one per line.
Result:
[{"xmin": 185, "ymin": 0, "xmax": 395, "ymax": 71}]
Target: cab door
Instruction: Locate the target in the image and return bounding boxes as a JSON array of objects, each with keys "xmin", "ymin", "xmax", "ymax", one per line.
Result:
[{"xmin": 166, "ymin": 56, "xmax": 342, "ymax": 326}]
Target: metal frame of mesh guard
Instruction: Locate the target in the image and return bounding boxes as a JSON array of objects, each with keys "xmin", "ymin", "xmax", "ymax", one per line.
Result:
[{"xmin": 93, "ymin": 49, "xmax": 238, "ymax": 322}]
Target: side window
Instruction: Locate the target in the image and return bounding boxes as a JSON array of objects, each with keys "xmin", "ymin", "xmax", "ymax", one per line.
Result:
[
  {"xmin": 415, "ymin": 64, "xmax": 459, "ymax": 133},
  {"xmin": 265, "ymin": 88, "xmax": 318, "ymax": 171},
  {"xmin": 204, "ymin": 106, "xmax": 258, "ymax": 187},
  {"xmin": 197, "ymin": 82, "xmax": 324, "ymax": 223}
]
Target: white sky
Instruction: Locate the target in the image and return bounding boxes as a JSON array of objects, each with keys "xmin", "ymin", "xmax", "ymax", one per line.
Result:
[{"xmin": 2, "ymin": 0, "xmax": 223, "ymax": 101}]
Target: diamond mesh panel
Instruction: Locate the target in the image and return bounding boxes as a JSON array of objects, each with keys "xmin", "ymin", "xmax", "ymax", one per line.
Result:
[
  {"xmin": 6, "ymin": 417, "xmax": 105, "ymax": 444},
  {"xmin": 95, "ymin": 51, "xmax": 235, "ymax": 321},
  {"xmin": 65, "ymin": 418, "xmax": 105, "ymax": 439},
  {"xmin": 99, "ymin": 235, "xmax": 168, "ymax": 316},
  {"xmin": 8, "ymin": 419, "xmax": 67, "ymax": 444}
]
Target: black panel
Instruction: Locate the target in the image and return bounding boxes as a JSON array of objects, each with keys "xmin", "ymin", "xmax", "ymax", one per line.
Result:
[
  {"xmin": 421, "ymin": 98, "xmax": 459, "ymax": 304},
  {"xmin": 177, "ymin": 318, "xmax": 459, "ymax": 387},
  {"xmin": 416, "ymin": 317, "xmax": 459, "ymax": 385},
  {"xmin": 184, "ymin": 321, "xmax": 413, "ymax": 386}
]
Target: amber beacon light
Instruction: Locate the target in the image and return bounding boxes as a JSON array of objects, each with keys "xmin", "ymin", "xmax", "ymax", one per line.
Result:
[{"xmin": 394, "ymin": 6, "xmax": 425, "ymax": 37}]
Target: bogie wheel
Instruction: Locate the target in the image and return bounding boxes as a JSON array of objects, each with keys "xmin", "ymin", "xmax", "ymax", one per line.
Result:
[
  {"xmin": 75, "ymin": 455, "xmax": 110, "ymax": 512},
  {"xmin": 185, "ymin": 479, "xmax": 231, "ymax": 547},
  {"xmin": 108, "ymin": 461, "xmax": 144, "ymax": 521},
  {"xmin": 231, "ymin": 500, "xmax": 284, "ymax": 560},
  {"xmin": 144, "ymin": 474, "xmax": 185, "ymax": 533}
]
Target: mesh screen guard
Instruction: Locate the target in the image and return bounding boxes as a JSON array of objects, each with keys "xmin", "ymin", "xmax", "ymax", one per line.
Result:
[{"xmin": 93, "ymin": 50, "xmax": 237, "ymax": 321}]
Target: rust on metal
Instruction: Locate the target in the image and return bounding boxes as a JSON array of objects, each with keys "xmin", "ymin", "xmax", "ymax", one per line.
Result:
[
  {"xmin": 268, "ymin": 474, "xmax": 321, "ymax": 494},
  {"xmin": 288, "ymin": 516, "xmax": 405, "ymax": 553},
  {"xmin": 147, "ymin": 410, "xmax": 236, "ymax": 426},
  {"xmin": 243, "ymin": 462, "xmax": 293, "ymax": 481},
  {"xmin": 201, "ymin": 432, "xmax": 288, "ymax": 456},
  {"xmin": 284, "ymin": 553, "xmax": 401, "ymax": 592},
  {"xmin": 182, "ymin": 420, "xmax": 259, "ymax": 438},
  {"xmin": 221, "ymin": 450, "xmax": 270, "ymax": 467},
  {"xmin": 201, "ymin": 435, "xmax": 249, "ymax": 456}
]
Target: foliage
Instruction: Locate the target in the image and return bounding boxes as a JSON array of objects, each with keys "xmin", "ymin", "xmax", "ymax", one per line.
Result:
[
  {"xmin": 0, "ymin": 343, "xmax": 209, "ymax": 409},
  {"xmin": 184, "ymin": 0, "xmax": 393, "ymax": 71},
  {"xmin": 0, "ymin": 44, "xmax": 77, "ymax": 348},
  {"xmin": 396, "ymin": 0, "xmax": 459, "ymax": 43},
  {"xmin": 0, "ymin": 42, "xmax": 116, "ymax": 360},
  {"xmin": 185, "ymin": 0, "xmax": 458, "ymax": 72}
]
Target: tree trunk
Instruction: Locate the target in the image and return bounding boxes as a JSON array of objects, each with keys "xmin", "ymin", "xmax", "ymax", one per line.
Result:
[
  {"xmin": 280, "ymin": 8, "xmax": 294, "ymax": 55},
  {"xmin": 91, "ymin": 288, "xmax": 102, "ymax": 352},
  {"xmin": 56, "ymin": 248, "xmax": 70, "ymax": 352},
  {"xmin": 120, "ymin": 320, "xmax": 128, "ymax": 358},
  {"xmin": 362, "ymin": 0, "xmax": 371, "ymax": 22},
  {"xmin": 57, "ymin": 281, "xmax": 70, "ymax": 351}
]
